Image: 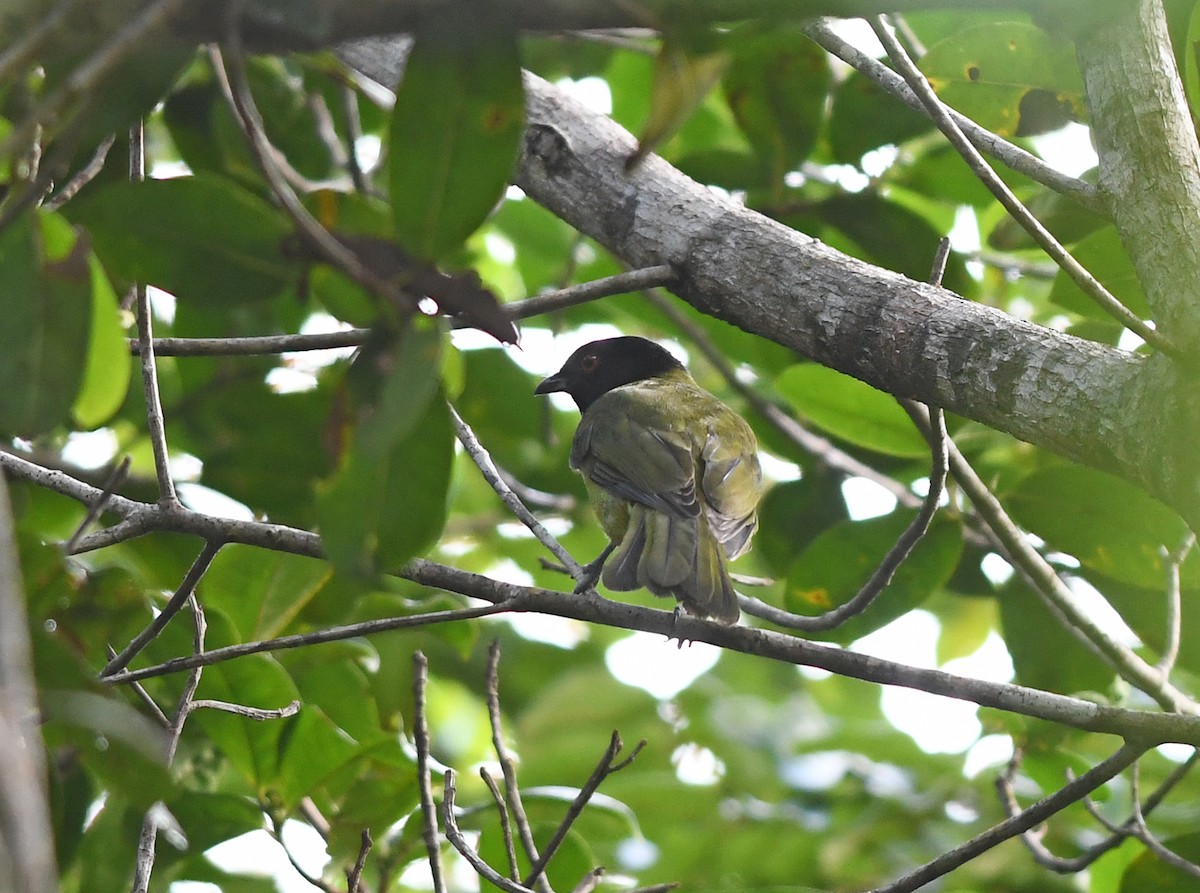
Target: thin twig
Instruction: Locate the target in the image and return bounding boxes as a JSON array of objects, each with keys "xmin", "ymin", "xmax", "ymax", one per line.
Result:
[
  {"xmin": 1129, "ymin": 761, "xmax": 1200, "ymax": 878},
  {"xmin": 1157, "ymin": 532, "xmax": 1194, "ymax": 674},
  {"xmin": 870, "ymin": 739, "xmax": 1148, "ymax": 893},
  {"xmin": 102, "ymin": 540, "xmax": 222, "ymax": 676},
  {"xmin": 338, "ymin": 83, "xmax": 371, "ymax": 194},
  {"xmin": 524, "ymin": 731, "xmax": 645, "ymax": 888},
  {"xmin": 130, "ymin": 121, "xmax": 180, "ymax": 508},
  {"xmin": 103, "ymin": 600, "xmax": 518, "ymax": 684},
  {"xmin": 214, "ymin": 39, "xmax": 417, "ymax": 318},
  {"xmin": 486, "ymin": 641, "xmax": 553, "ymax": 893},
  {"xmin": 346, "ymin": 829, "xmax": 372, "ymax": 893},
  {"xmin": 450, "ymin": 403, "xmax": 585, "ymax": 583},
  {"xmin": 870, "ymin": 17, "xmax": 1176, "ymax": 358},
  {"xmin": 413, "ymin": 652, "xmax": 448, "ymax": 893},
  {"xmin": 803, "ymin": 18, "xmax": 1106, "ymax": 215},
  {"xmin": 106, "ymin": 645, "xmax": 171, "ymax": 728},
  {"xmin": 186, "ymin": 698, "xmax": 301, "ymax": 720},
  {"xmin": 572, "ymin": 868, "xmax": 605, "ymax": 893},
  {"xmin": 481, "ymin": 767, "xmax": 522, "ymax": 881},
  {"xmin": 443, "ymin": 771, "xmax": 539, "ymax": 893},
  {"xmin": 504, "ymin": 265, "xmax": 676, "ymax": 319},
  {"xmin": 903, "ymin": 402, "xmax": 1196, "ymax": 714},
  {"xmin": 44, "ymin": 132, "xmax": 116, "ymax": 210},
  {"xmin": 267, "ymin": 812, "xmax": 339, "ymax": 893},
  {"xmin": 63, "ymin": 455, "xmax": 130, "ymax": 553}
]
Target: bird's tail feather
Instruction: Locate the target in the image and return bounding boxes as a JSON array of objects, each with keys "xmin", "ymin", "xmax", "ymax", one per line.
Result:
[{"xmin": 602, "ymin": 506, "xmax": 740, "ymax": 623}]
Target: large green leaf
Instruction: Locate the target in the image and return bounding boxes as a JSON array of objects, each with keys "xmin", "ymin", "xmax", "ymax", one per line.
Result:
[
  {"xmin": 1006, "ymin": 464, "xmax": 1197, "ymax": 590},
  {"xmin": 1120, "ymin": 833, "xmax": 1200, "ymax": 893},
  {"xmin": 775, "ymin": 363, "xmax": 929, "ymax": 458},
  {"xmin": 785, "ymin": 513, "xmax": 964, "ymax": 643},
  {"xmin": 317, "ymin": 326, "xmax": 455, "ymax": 581},
  {"xmin": 919, "ymin": 22, "xmax": 1085, "ymax": 137},
  {"xmin": 389, "ymin": 27, "xmax": 524, "ymax": 259},
  {"xmin": 71, "ymin": 253, "xmax": 130, "ymax": 428},
  {"xmin": 68, "ymin": 174, "xmax": 297, "ymax": 307},
  {"xmin": 0, "ymin": 213, "xmax": 92, "ymax": 436},
  {"xmin": 1048, "ymin": 226, "xmax": 1150, "ymax": 320},
  {"xmin": 202, "ymin": 545, "xmax": 334, "ymax": 642},
  {"xmin": 723, "ymin": 27, "xmax": 829, "ymax": 180}
]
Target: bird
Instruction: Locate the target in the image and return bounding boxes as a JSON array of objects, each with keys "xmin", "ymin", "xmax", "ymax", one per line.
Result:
[{"xmin": 535, "ymin": 335, "xmax": 763, "ymax": 624}]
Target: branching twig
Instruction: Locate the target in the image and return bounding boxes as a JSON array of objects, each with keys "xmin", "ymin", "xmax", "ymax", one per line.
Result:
[
  {"xmin": 503, "ymin": 264, "xmax": 675, "ymax": 319},
  {"xmin": 186, "ymin": 698, "xmax": 300, "ymax": 720},
  {"xmin": 102, "ymin": 540, "xmax": 222, "ymax": 677},
  {"xmin": 870, "ymin": 17, "xmax": 1175, "ymax": 358},
  {"xmin": 44, "ymin": 132, "xmax": 116, "ymax": 211},
  {"xmin": 347, "ymin": 829, "xmax": 372, "ymax": 893},
  {"xmin": 523, "ymin": 731, "xmax": 645, "ymax": 889},
  {"xmin": 870, "ymin": 739, "xmax": 1148, "ymax": 893},
  {"xmin": 443, "ymin": 771, "xmax": 539, "ymax": 893},
  {"xmin": 803, "ymin": 19, "xmax": 1106, "ymax": 215},
  {"xmin": 481, "ymin": 767, "xmax": 521, "ymax": 881},
  {"xmin": 103, "ymin": 600, "xmax": 517, "ymax": 684},
  {"xmin": 1157, "ymin": 532, "xmax": 1194, "ymax": 675},
  {"xmin": 486, "ymin": 641, "xmax": 553, "ymax": 893},
  {"xmin": 63, "ymin": 455, "xmax": 130, "ymax": 554},
  {"xmin": 449, "ymin": 403, "xmax": 585, "ymax": 583},
  {"xmin": 413, "ymin": 651, "xmax": 448, "ymax": 893}
]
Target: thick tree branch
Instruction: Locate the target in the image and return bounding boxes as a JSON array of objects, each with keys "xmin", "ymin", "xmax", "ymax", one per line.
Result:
[{"xmin": 1076, "ymin": 0, "xmax": 1200, "ymax": 349}]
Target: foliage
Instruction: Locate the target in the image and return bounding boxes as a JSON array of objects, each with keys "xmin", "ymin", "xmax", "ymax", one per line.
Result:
[{"xmin": 2, "ymin": 4, "xmax": 1200, "ymax": 893}]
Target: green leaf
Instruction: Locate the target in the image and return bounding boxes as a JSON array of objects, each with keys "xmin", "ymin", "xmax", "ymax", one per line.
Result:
[
  {"xmin": 317, "ymin": 388, "xmax": 455, "ymax": 579},
  {"xmin": 0, "ymin": 213, "xmax": 92, "ymax": 436},
  {"xmin": 1048, "ymin": 226, "xmax": 1150, "ymax": 320},
  {"xmin": 999, "ymin": 579, "xmax": 1117, "ymax": 695},
  {"xmin": 389, "ymin": 28, "xmax": 524, "ymax": 259},
  {"xmin": 919, "ymin": 22, "xmax": 1085, "ymax": 137},
  {"xmin": 784, "ymin": 513, "xmax": 964, "ymax": 643},
  {"xmin": 775, "ymin": 363, "xmax": 929, "ymax": 458},
  {"xmin": 828, "ymin": 70, "xmax": 930, "ymax": 164},
  {"xmin": 1120, "ymin": 832, "xmax": 1200, "ymax": 893},
  {"xmin": 68, "ymin": 174, "xmax": 297, "ymax": 307},
  {"xmin": 1006, "ymin": 464, "xmax": 1196, "ymax": 590},
  {"xmin": 72, "ymin": 254, "xmax": 130, "ymax": 428},
  {"xmin": 203, "ymin": 545, "xmax": 334, "ymax": 642},
  {"xmin": 723, "ymin": 27, "xmax": 829, "ymax": 179}
]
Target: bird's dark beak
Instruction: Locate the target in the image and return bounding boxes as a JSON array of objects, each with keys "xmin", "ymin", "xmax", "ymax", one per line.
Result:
[{"xmin": 535, "ymin": 373, "xmax": 566, "ymax": 395}]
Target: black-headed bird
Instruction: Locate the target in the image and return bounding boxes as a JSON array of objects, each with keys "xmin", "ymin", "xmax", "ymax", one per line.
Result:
[{"xmin": 535, "ymin": 336, "xmax": 763, "ymax": 624}]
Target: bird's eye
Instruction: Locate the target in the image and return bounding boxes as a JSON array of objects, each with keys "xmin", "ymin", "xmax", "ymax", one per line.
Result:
[{"xmin": 581, "ymin": 354, "xmax": 599, "ymax": 373}]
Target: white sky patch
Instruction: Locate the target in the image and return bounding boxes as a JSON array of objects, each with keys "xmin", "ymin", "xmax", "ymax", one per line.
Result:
[
  {"xmin": 554, "ymin": 76, "xmax": 613, "ymax": 114},
  {"xmin": 842, "ymin": 475, "xmax": 898, "ymax": 520},
  {"xmin": 1030, "ymin": 122, "xmax": 1098, "ymax": 177},
  {"xmin": 505, "ymin": 613, "xmax": 590, "ymax": 648},
  {"xmin": 963, "ymin": 734, "xmax": 1015, "ymax": 779},
  {"xmin": 758, "ymin": 452, "xmax": 801, "ymax": 483},
  {"xmin": 200, "ymin": 823, "xmax": 328, "ymax": 893},
  {"xmin": 981, "ymin": 552, "xmax": 1014, "ymax": 587},
  {"xmin": 605, "ymin": 631, "xmax": 721, "ymax": 699},
  {"xmin": 854, "ymin": 611, "xmax": 987, "ymax": 754},
  {"xmin": 177, "ymin": 482, "xmax": 254, "ymax": 521},
  {"xmin": 61, "ymin": 429, "xmax": 118, "ymax": 469},
  {"xmin": 671, "ymin": 742, "xmax": 724, "ymax": 785}
]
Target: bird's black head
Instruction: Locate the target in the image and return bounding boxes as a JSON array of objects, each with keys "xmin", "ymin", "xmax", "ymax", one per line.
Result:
[{"xmin": 535, "ymin": 336, "xmax": 684, "ymax": 412}]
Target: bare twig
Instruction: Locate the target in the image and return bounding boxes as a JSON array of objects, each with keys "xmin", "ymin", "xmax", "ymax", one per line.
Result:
[
  {"xmin": 449, "ymin": 403, "xmax": 585, "ymax": 583},
  {"xmin": 186, "ymin": 698, "xmax": 300, "ymax": 720},
  {"xmin": 870, "ymin": 17, "xmax": 1175, "ymax": 358},
  {"xmin": 106, "ymin": 645, "xmax": 171, "ymax": 728},
  {"xmin": 572, "ymin": 868, "xmax": 605, "ymax": 893},
  {"xmin": 486, "ymin": 641, "xmax": 553, "ymax": 893},
  {"xmin": 1157, "ymin": 533, "xmax": 1195, "ymax": 675},
  {"xmin": 102, "ymin": 540, "xmax": 223, "ymax": 677},
  {"xmin": 63, "ymin": 455, "xmax": 130, "ymax": 554},
  {"xmin": 504, "ymin": 264, "xmax": 675, "ymax": 319},
  {"xmin": 481, "ymin": 767, "xmax": 521, "ymax": 880},
  {"xmin": 903, "ymin": 403, "xmax": 1196, "ymax": 714},
  {"xmin": 267, "ymin": 813, "xmax": 338, "ymax": 893},
  {"xmin": 346, "ymin": 829, "xmax": 372, "ymax": 893},
  {"xmin": 443, "ymin": 771, "xmax": 539, "ymax": 893},
  {"xmin": 130, "ymin": 121, "xmax": 180, "ymax": 508},
  {"xmin": 803, "ymin": 19, "xmax": 1106, "ymax": 216},
  {"xmin": 44, "ymin": 132, "xmax": 116, "ymax": 210},
  {"xmin": 524, "ymin": 731, "xmax": 645, "ymax": 888},
  {"xmin": 413, "ymin": 652, "xmax": 448, "ymax": 893},
  {"xmin": 103, "ymin": 600, "xmax": 517, "ymax": 685},
  {"xmin": 871, "ymin": 739, "xmax": 1148, "ymax": 893},
  {"xmin": 1128, "ymin": 761, "xmax": 1200, "ymax": 877}
]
